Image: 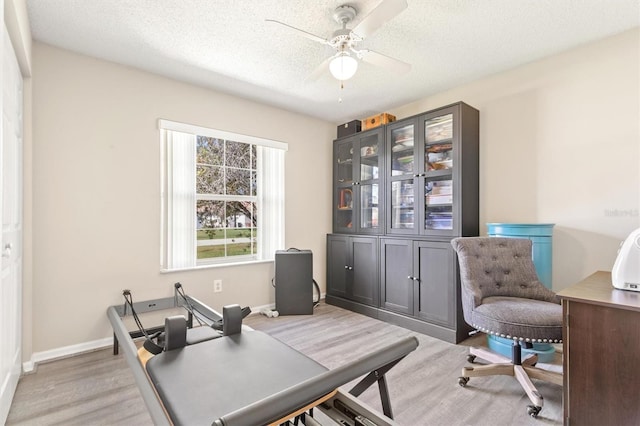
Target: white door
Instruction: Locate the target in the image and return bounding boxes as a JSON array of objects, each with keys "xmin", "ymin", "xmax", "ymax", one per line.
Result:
[{"xmin": 0, "ymin": 24, "xmax": 23, "ymax": 424}]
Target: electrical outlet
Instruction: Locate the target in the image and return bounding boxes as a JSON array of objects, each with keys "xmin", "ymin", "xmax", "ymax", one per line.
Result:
[{"xmin": 213, "ymin": 279, "xmax": 222, "ymax": 293}]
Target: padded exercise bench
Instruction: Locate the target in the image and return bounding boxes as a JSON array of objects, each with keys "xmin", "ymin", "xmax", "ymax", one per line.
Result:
[{"xmin": 107, "ymin": 296, "xmax": 418, "ymax": 425}]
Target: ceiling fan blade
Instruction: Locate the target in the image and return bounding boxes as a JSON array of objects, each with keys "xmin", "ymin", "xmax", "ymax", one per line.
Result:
[
  {"xmin": 351, "ymin": 0, "xmax": 408, "ymax": 39},
  {"xmin": 306, "ymin": 56, "xmax": 333, "ymax": 82},
  {"xmin": 265, "ymin": 19, "xmax": 329, "ymax": 45},
  {"xmin": 360, "ymin": 49, "xmax": 411, "ymax": 75}
]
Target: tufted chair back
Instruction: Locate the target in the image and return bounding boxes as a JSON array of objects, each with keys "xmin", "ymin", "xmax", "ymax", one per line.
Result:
[{"xmin": 451, "ymin": 237, "xmax": 559, "ymax": 326}]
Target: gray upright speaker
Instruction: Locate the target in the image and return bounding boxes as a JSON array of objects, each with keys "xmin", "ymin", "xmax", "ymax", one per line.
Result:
[{"xmin": 275, "ymin": 249, "xmax": 313, "ymax": 315}]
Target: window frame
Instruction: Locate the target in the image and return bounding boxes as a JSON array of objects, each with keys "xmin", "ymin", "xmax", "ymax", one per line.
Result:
[
  {"xmin": 159, "ymin": 119, "xmax": 287, "ymax": 272},
  {"xmin": 195, "ymin": 136, "xmax": 258, "ymax": 264}
]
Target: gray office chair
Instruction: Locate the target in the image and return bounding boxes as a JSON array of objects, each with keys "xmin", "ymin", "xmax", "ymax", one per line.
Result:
[{"xmin": 451, "ymin": 237, "xmax": 563, "ymax": 418}]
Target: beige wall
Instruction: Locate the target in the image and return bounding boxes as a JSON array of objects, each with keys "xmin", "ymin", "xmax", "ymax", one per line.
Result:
[
  {"xmin": 30, "ymin": 43, "xmax": 334, "ymax": 353},
  {"xmin": 392, "ymin": 28, "xmax": 640, "ymax": 291}
]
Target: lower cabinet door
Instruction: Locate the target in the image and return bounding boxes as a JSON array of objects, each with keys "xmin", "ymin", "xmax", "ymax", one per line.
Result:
[
  {"xmin": 414, "ymin": 240, "xmax": 455, "ymax": 327},
  {"xmin": 350, "ymin": 237, "xmax": 379, "ymax": 306},
  {"xmin": 327, "ymin": 235, "xmax": 349, "ymax": 299},
  {"xmin": 380, "ymin": 238, "xmax": 413, "ymax": 315},
  {"xmin": 327, "ymin": 234, "xmax": 379, "ymax": 307}
]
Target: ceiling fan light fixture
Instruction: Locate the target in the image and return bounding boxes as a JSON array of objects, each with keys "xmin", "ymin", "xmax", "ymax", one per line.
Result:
[{"xmin": 329, "ymin": 53, "xmax": 358, "ymax": 81}]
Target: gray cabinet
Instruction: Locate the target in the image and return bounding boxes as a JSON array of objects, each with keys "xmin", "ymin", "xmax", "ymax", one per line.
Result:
[
  {"xmin": 333, "ymin": 128, "xmax": 384, "ymax": 234},
  {"xmin": 328, "ymin": 102, "xmax": 478, "ymax": 344},
  {"xmin": 326, "ymin": 234, "xmax": 379, "ymax": 308}
]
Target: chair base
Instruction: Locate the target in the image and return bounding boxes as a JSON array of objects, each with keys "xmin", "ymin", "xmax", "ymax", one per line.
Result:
[{"xmin": 459, "ymin": 346, "xmax": 563, "ymax": 417}]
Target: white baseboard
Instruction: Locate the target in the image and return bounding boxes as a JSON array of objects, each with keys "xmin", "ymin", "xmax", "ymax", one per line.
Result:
[
  {"xmin": 23, "ymin": 336, "xmax": 113, "ymax": 374},
  {"xmin": 251, "ymin": 293, "xmax": 326, "ymax": 314},
  {"xmin": 250, "ymin": 302, "xmax": 276, "ymax": 314},
  {"xmin": 250, "ymin": 294, "xmax": 326, "ymax": 316}
]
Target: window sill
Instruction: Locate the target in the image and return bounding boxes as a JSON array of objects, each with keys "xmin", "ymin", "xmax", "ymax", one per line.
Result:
[{"xmin": 160, "ymin": 258, "xmax": 274, "ymax": 273}]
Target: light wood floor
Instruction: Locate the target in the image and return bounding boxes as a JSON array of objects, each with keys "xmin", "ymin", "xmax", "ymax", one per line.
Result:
[{"xmin": 7, "ymin": 302, "xmax": 562, "ymax": 425}]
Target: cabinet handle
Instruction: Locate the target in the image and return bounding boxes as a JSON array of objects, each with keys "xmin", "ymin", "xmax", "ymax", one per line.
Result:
[
  {"xmin": 408, "ymin": 275, "xmax": 413, "ymax": 280},
  {"xmin": 348, "ymin": 266, "xmax": 353, "ymax": 270},
  {"xmin": 408, "ymin": 276, "xmax": 420, "ymax": 281},
  {"xmin": 345, "ymin": 265, "xmax": 349, "ymax": 269}
]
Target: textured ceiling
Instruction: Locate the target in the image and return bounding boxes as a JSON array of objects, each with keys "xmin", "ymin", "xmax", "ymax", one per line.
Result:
[{"xmin": 27, "ymin": 0, "xmax": 640, "ymax": 124}]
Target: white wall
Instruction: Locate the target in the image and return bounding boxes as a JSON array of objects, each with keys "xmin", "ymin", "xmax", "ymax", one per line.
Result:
[
  {"xmin": 392, "ymin": 28, "xmax": 640, "ymax": 290},
  {"xmin": 29, "ymin": 43, "xmax": 334, "ymax": 354}
]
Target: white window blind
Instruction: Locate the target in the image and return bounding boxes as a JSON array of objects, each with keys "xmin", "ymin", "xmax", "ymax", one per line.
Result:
[
  {"xmin": 257, "ymin": 146, "xmax": 285, "ymax": 258},
  {"xmin": 165, "ymin": 130, "xmax": 196, "ymax": 268},
  {"xmin": 160, "ymin": 120, "xmax": 287, "ymax": 271}
]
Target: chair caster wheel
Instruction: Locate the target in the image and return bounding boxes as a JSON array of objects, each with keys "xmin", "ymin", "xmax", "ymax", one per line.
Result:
[
  {"xmin": 466, "ymin": 354, "xmax": 476, "ymax": 363},
  {"xmin": 458, "ymin": 376, "xmax": 469, "ymax": 387},
  {"xmin": 527, "ymin": 405, "xmax": 541, "ymax": 417}
]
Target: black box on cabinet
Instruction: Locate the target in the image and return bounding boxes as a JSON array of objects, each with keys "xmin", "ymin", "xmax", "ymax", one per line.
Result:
[{"xmin": 337, "ymin": 120, "xmax": 361, "ymax": 138}]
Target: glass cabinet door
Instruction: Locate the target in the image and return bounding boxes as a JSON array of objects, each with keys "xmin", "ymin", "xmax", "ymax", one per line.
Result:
[
  {"xmin": 357, "ymin": 131, "xmax": 382, "ymax": 233},
  {"xmin": 359, "ymin": 183, "xmax": 379, "ymax": 230},
  {"xmin": 386, "ymin": 111, "xmax": 459, "ymax": 236},
  {"xmin": 390, "ymin": 124, "xmax": 415, "ymax": 176},
  {"xmin": 336, "ymin": 141, "xmax": 354, "ymax": 184},
  {"xmin": 334, "ymin": 129, "xmax": 384, "ymax": 234},
  {"xmin": 335, "ymin": 140, "xmax": 355, "ymax": 231},
  {"xmin": 387, "ymin": 121, "xmax": 417, "ymax": 233},
  {"xmin": 425, "ymin": 178, "xmax": 453, "ymax": 231},
  {"xmin": 336, "ymin": 186, "xmax": 354, "ymax": 230},
  {"xmin": 391, "ymin": 180, "xmax": 415, "ymax": 230},
  {"xmin": 359, "ymin": 135, "xmax": 379, "ymax": 181},
  {"xmin": 387, "ymin": 120, "xmax": 419, "ymax": 234},
  {"xmin": 423, "ymin": 112, "xmax": 455, "ymax": 234},
  {"xmin": 425, "ymin": 113, "xmax": 453, "ymax": 145}
]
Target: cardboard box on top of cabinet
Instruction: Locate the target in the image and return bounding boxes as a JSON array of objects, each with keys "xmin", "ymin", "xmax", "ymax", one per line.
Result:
[{"xmin": 361, "ymin": 113, "xmax": 396, "ymax": 130}]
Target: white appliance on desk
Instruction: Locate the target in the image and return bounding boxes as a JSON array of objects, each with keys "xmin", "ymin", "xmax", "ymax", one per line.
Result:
[{"xmin": 612, "ymin": 227, "xmax": 640, "ymax": 292}]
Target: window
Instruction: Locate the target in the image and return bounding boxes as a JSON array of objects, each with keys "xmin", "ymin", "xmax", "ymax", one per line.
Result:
[{"xmin": 160, "ymin": 119, "xmax": 287, "ymax": 270}]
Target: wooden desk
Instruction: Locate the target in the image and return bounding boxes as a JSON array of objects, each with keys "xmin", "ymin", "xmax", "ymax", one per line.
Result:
[{"xmin": 558, "ymin": 271, "xmax": 640, "ymax": 425}]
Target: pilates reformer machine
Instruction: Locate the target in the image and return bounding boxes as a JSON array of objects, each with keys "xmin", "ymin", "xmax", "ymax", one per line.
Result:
[{"xmin": 107, "ymin": 284, "xmax": 419, "ymax": 426}]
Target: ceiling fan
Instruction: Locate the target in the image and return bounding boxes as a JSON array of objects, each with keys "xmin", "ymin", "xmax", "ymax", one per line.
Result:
[{"xmin": 266, "ymin": 0, "xmax": 411, "ymax": 82}]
